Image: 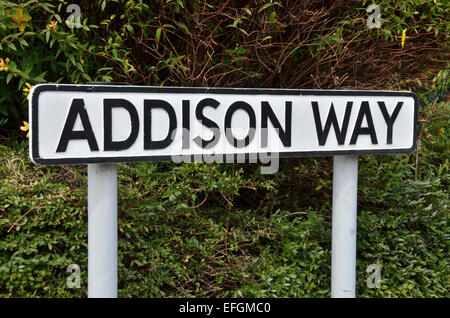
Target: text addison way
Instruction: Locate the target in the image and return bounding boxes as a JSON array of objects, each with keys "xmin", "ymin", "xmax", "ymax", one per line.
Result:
[{"xmin": 29, "ymin": 85, "xmax": 417, "ymax": 164}]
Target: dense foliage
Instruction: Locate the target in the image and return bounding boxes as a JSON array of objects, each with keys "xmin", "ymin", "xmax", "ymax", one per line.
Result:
[
  {"xmin": 0, "ymin": 0, "xmax": 448, "ymax": 297},
  {"xmin": 0, "ymin": 0, "xmax": 448, "ymax": 128}
]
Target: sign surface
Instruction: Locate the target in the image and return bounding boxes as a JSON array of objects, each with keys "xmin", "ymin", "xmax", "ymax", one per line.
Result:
[{"xmin": 29, "ymin": 84, "xmax": 417, "ymax": 164}]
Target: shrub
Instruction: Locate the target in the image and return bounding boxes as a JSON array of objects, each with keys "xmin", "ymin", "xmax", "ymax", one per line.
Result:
[{"xmin": 0, "ymin": 0, "xmax": 448, "ymax": 129}]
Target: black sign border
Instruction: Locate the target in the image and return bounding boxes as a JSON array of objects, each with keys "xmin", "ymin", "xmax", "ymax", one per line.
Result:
[{"xmin": 31, "ymin": 84, "xmax": 418, "ymax": 165}]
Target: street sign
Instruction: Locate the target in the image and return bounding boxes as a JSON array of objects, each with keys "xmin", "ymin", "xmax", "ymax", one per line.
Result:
[
  {"xmin": 29, "ymin": 84, "xmax": 417, "ymax": 165},
  {"xmin": 28, "ymin": 83, "xmax": 419, "ymax": 298}
]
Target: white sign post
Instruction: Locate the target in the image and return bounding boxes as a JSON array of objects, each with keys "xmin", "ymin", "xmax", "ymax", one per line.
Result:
[
  {"xmin": 331, "ymin": 155, "xmax": 358, "ymax": 297},
  {"xmin": 88, "ymin": 163, "xmax": 117, "ymax": 298},
  {"xmin": 29, "ymin": 84, "xmax": 417, "ymax": 298}
]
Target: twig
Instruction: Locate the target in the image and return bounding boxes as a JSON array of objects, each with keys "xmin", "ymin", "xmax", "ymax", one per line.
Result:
[
  {"xmin": 190, "ymin": 194, "xmax": 208, "ymax": 209},
  {"xmin": 7, "ymin": 205, "xmax": 42, "ymax": 233},
  {"xmin": 280, "ymin": 211, "xmax": 308, "ymax": 218}
]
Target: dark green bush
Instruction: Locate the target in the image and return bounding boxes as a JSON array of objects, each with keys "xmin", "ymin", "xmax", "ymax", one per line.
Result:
[{"xmin": 0, "ymin": 0, "xmax": 448, "ymax": 128}]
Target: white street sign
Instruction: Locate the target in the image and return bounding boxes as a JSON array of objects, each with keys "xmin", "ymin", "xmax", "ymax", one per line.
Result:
[
  {"xmin": 29, "ymin": 84, "xmax": 417, "ymax": 164},
  {"xmin": 28, "ymin": 83, "xmax": 419, "ymax": 298}
]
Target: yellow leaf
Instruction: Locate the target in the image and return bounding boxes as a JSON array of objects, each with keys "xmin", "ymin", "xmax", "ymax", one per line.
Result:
[
  {"xmin": 20, "ymin": 121, "xmax": 30, "ymax": 137},
  {"xmin": 20, "ymin": 121, "xmax": 29, "ymax": 131},
  {"xmin": 23, "ymin": 83, "xmax": 34, "ymax": 95},
  {"xmin": 401, "ymin": 29, "xmax": 407, "ymax": 48},
  {"xmin": 11, "ymin": 8, "xmax": 31, "ymax": 32}
]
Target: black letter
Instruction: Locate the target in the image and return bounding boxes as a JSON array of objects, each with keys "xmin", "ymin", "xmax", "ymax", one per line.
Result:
[
  {"xmin": 378, "ymin": 101, "xmax": 403, "ymax": 144},
  {"xmin": 56, "ymin": 99, "xmax": 99, "ymax": 152},
  {"xmin": 144, "ymin": 100, "xmax": 177, "ymax": 149},
  {"xmin": 194, "ymin": 98, "xmax": 220, "ymax": 149},
  {"xmin": 104, "ymin": 99, "xmax": 139, "ymax": 151},
  {"xmin": 312, "ymin": 101, "xmax": 352, "ymax": 145},
  {"xmin": 224, "ymin": 101, "xmax": 256, "ymax": 148},
  {"xmin": 182, "ymin": 100, "xmax": 190, "ymax": 149},
  {"xmin": 350, "ymin": 101, "xmax": 378, "ymax": 144},
  {"xmin": 261, "ymin": 101, "xmax": 292, "ymax": 147}
]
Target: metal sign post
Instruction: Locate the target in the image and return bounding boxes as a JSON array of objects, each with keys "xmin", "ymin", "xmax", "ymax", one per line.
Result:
[
  {"xmin": 331, "ymin": 155, "xmax": 358, "ymax": 298},
  {"xmin": 88, "ymin": 163, "xmax": 118, "ymax": 298}
]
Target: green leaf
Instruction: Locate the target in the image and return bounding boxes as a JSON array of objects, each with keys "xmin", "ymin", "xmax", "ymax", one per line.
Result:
[
  {"xmin": 156, "ymin": 27, "xmax": 161, "ymax": 42},
  {"xmin": 258, "ymin": 3, "xmax": 273, "ymax": 13},
  {"xmin": 177, "ymin": 23, "xmax": 191, "ymax": 36},
  {"xmin": 81, "ymin": 73, "xmax": 92, "ymax": 82},
  {"xmin": 18, "ymin": 38, "xmax": 28, "ymax": 47},
  {"xmin": 6, "ymin": 73, "xmax": 13, "ymax": 84},
  {"xmin": 162, "ymin": 24, "xmax": 176, "ymax": 30},
  {"xmin": 7, "ymin": 42, "xmax": 17, "ymax": 51},
  {"xmin": 68, "ymin": 54, "xmax": 76, "ymax": 66},
  {"xmin": 239, "ymin": 28, "xmax": 249, "ymax": 36}
]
